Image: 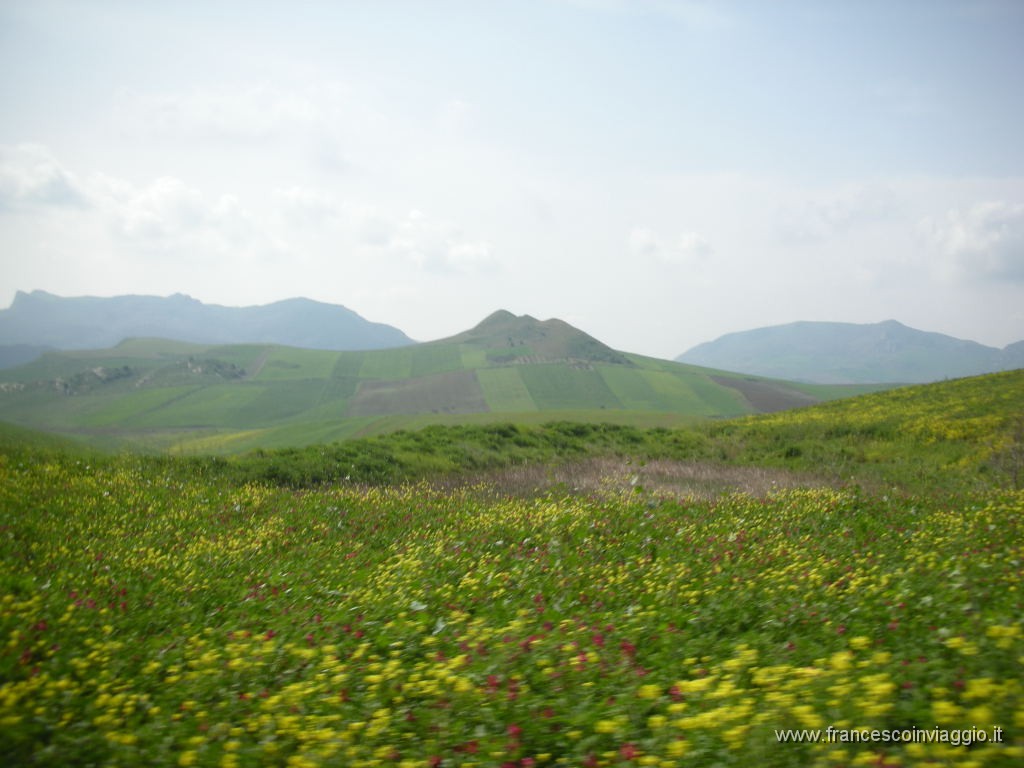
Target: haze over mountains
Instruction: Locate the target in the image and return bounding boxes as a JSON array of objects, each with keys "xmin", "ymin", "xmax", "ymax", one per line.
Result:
[
  {"xmin": 678, "ymin": 320, "xmax": 1024, "ymax": 384},
  {"xmin": 2, "ymin": 292, "xmax": 1022, "ymax": 386},
  {"xmin": 0, "ymin": 290, "xmax": 413, "ymax": 367}
]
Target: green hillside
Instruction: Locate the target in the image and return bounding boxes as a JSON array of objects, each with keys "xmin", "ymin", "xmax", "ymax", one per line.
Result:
[
  {"xmin": 204, "ymin": 368, "xmax": 1022, "ymax": 494},
  {"xmin": 0, "ymin": 312, "xmax": 883, "ymax": 453}
]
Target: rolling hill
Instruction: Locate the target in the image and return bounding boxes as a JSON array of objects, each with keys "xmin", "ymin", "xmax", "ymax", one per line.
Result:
[
  {"xmin": 0, "ymin": 311, "xmax": 882, "ymax": 453},
  {"xmin": 677, "ymin": 319, "xmax": 1024, "ymax": 383},
  {"xmin": 0, "ymin": 290, "xmax": 414, "ymax": 366}
]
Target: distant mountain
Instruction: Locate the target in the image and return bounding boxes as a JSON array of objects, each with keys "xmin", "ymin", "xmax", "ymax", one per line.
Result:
[
  {"xmin": 0, "ymin": 344, "xmax": 52, "ymax": 369},
  {"xmin": 677, "ymin": 320, "xmax": 1024, "ymax": 384},
  {"xmin": 0, "ymin": 291, "xmax": 414, "ymax": 367},
  {"xmin": 0, "ymin": 310, "xmax": 879, "ymax": 453}
]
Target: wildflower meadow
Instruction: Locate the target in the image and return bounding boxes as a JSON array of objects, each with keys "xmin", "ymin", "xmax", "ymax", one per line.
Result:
[{"xmin": 2, "ymin": 371, "xmax": 1023, "ymax": 766}]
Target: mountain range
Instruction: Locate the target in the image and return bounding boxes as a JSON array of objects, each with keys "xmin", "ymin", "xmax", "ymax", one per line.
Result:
[
  {"xmin": 0, "ymin": 290, "xmax": 413, "ymax": 367},
  {"xmin": 677, "ymin": 320, "xmax": 1024, "ymax": 384}
]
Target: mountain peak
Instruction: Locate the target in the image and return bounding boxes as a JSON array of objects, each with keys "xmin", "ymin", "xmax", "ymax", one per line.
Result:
[
  {"xmin": 475, "ymin": 309, "xmax": 520, "ymax": 328},
  {"xmin": 10, "ymin": 289, "xmax": 57, "ymax": 308},
  {"xmin": 445, "ymin": 310, "xmax": 631, "ymax": 366}
]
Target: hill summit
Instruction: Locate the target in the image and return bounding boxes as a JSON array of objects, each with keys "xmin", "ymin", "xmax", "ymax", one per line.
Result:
[{"xmin": 441, "ymin": 310, "xmax": 633, "ymax": 366}]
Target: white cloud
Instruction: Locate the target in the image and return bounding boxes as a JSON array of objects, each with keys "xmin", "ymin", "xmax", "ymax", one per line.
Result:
[
  {"xmin": 276, "ymin": 186, "xmax": 344, "ymax": 226},
  {"xmin": 675, "ymin": 231, "xmax": 713, "ymax": 261},
  {"xmin": 89, "ymin": 173, "xmax": 263, "ymax": 264},
  {"xmin": 114, "ymin": 83, "xmax": 338, "ymax": 142},
  {"xmin": 777, "ymin": 184, "xmax": 899, "ymax": 243},
  {"xmin": 0, "ymin": 144, "xmax": 89, "ymax": 212},
  {"xmin": 923, "ymin": 200, "xmax": 1024, "ymax": 281},
  {"xmin": 628, "ymin": 226, "xmax": 662, "ymax": 259},
  {"xmin": 273, "ymin": 186, "xmax": 493, "ymax": 270},
  {"xmin": 628, "ymin": 226, "xmax": 712, "ymax": 265},
  {"xmin": 390, "ymin": 209, "xmax": 496, "ymax": 273}
]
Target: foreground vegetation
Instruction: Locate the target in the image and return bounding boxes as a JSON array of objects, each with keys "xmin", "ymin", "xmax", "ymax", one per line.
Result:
[
  {"xmin": 222, "ymin": 370, "xmax": 1024, "ymax": 495},
  {"xmin": 1, "ymin": 370, "xmax": 1023, "ymax": 766}
]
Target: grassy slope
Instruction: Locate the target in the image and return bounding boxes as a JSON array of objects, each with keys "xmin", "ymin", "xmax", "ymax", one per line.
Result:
[
  {"xmin": 1, "ymin": 366, "xmax": 1022, "ymax": 767},
  {"xmin": 0, "ymin": 326, "xmax": 879, "ymax": 452},
  {"xmin": 211, "ymin": 369, "xmax": 1024, "ymax": 494},
  {"xmin": 2, "ymin": 366, "xmax": 1020, "ymax": 494}
]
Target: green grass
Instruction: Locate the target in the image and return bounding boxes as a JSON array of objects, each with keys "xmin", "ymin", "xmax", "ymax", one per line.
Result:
[
  {"xmin": 357, "ymin": 347, "xmax": 414, "ymax": 380},
  {"xmin": 410, "ymin": 344, "xmax": 465, "ymax": 377},
  {"xmin": 459, "ymin": 345, "xmax": 488, "ymax": 369},
  {"xmin": 519, "ymin": 365, "xmax": 622, "ymax": 410},
  {"xmin": 476, "ymin": 367, "xmax": 539, "ymax": 412},
  {"xmin": 330, "ymin": 351, "xmax": 366, "ymax": 378},
  {"xmin": 73, "ymin": 387, "xmax": 208, "ymax": 428},
  {"xmin": 253, "ymin": 347, "xmax": 340, "ymax": 381},
  {"xmin": 1, "ymin": 370, "xmax": 1023, "ymax": 767},
  {"xmin": 1, "ymin": 395, "xmax": 1021, "ymax": 765},
  {"xmin": 347, "ymin": 371, "xmax": 488, "ymax": 417}
]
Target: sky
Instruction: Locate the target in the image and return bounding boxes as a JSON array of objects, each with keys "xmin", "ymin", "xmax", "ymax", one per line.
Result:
[{"xmin": 1, "ymin": 0, "xmax": 1023, "ymax": 358}]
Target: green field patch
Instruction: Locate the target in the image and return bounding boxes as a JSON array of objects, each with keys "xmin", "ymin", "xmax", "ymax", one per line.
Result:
[
  {"xmin": 599, "ymin": 367, "xmax": 665, "ymax": 410},
  {"xmin": 357, "ymin": 348, "xmax": 414, "ymax": 380},
  {"xmin": 227, "ymin": 380, "xmax": 326, "ymax": 425},
  {"xmin": 71, "ymin": 386, "xmax": 210, "ymax": 428},
  {"xmin": 670, "ymin": 370, "xmax": 752, "ymax": 416},
  {"xmin": 485, "ymin": 345, "xmax": 535, "ymax": 363},
  {"xmin": 114, "ymin": 380, "xmax": 328, "ymax": 430},
  {"xmin": 331, "ymin": 351, "xmax": 365, "ymax": 378},
  {"xmin": 316, "ymin": 375, "xmax": 359, "ymax": 405},
  {"xmin": 602, "ymin": 364, "xmax": 749, "ymax": 416},
  {"xmin": 123, "ymin": 385, "xmax": 269, "ymax": 428},
  {"xmin": 0, "ymin": 385, "xmax": 203, "ymax": 431},
  {"xmin": 253, "ymin": 347, "xmax": 340, "ymax": 381},
  {"xmin": 348, "ymin": 369, "xmax": 487, "ymax": 417},
  {"xmin": 632, "ymin": 369, "xmax": 739, "ymax": 415},
  {"xmin": 476, "ymin": 366, "xmax": 538, "ymax": 412},
  {"xmin": 224, "ymin": 417, "xmax": 384, "ymax": 452},
  {"xmin": 410, "ymin": 344, "xmax": 464, "ymax": 377},
  {"xmin": 167, "ymin": 427, "xmax": 273, "ymax": 455},
  {"xmin": 459, "ymin": 345, "xmax": 488, "ymax": 369},
  {"xmin": 519, "ymin": 364, "xmax": 623, "ymax": 410},
  {"xmin": 196, "ymin": 344, "xmax": 270, "ymax": 370}
]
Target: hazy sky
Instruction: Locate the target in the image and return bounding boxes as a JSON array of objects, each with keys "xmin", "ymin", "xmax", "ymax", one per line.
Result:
[{"xmin": 2, "ymin": 0, "xmax": 1023, "ymax": 357}]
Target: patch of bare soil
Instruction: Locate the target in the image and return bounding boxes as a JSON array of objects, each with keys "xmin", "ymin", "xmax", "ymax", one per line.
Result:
[{"xmin": 711, "ymin": 375, "xmax": 818, "ymax": 413}]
